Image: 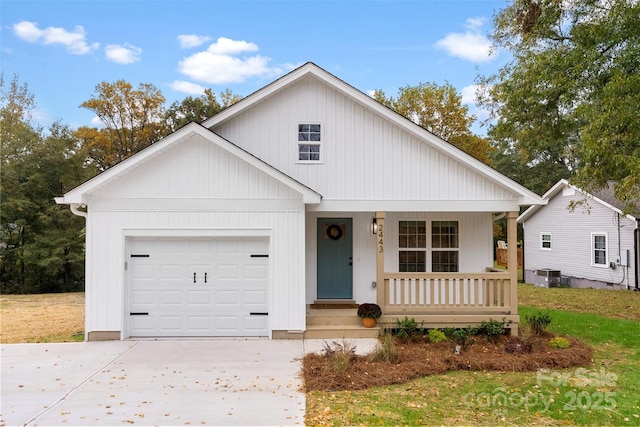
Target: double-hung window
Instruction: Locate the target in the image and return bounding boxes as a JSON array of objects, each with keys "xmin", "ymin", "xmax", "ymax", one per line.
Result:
[
  {"xmin": 399, "ymin": 221, "xmax": 426, "ymax": 272},
  {"xmin": 431, "ymin": 221, "xmax": 459, "ymax": 272},
  {"xmin": 540, "ymin": 233, "xmax": 551, "ymax": 250},
  {"xmin": 398, "ymin": 220, "xmax": 459, "ymax": 272},
  {"xmin": 298, "ymin": 124, "xmax": 321, "ymax": 161},
  {"xmin": 591, "ymin": 233, "xmax": 607, "ymax": 267}
]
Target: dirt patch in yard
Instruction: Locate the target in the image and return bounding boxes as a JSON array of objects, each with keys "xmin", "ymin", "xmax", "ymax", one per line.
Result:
[
  {"xmin": 0, "ymin": 293, "xmax": 84, "ymax": 343},
  {"xmin": 302, "ymin": 334, "xmax": 593, "ymax": 392}
]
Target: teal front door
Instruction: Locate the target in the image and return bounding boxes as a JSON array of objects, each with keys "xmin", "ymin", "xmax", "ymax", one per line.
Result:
[{"xmin": 317, "ymin": 218, "xmax": 353, "ymax": 299}]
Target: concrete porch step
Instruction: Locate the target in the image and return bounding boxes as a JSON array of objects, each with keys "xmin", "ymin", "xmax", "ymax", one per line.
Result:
[{"xmin": 303, "ymin": 324, "xmax": 380, "ymax": 339}]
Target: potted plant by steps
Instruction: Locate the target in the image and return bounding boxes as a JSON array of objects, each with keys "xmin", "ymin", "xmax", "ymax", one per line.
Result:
[{"xmin": 357, "ymin": 303, "xmax": 382, "ymax": 328}]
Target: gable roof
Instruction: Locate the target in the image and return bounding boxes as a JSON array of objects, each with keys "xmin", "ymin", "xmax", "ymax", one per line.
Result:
[
  {"xmin": 202, "ymin": 62, "xmax": 544, "ymax": 207},
  {"xmin": 55, "ymin": 122, "xmax": 322, "ymax": 205},
  {"xmin": 518, "ymin": 179, "xmax": 638, "ymax": 223}
]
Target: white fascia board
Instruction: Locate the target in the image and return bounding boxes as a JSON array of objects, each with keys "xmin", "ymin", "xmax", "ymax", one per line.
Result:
[
  {"xmin": 308, "ymin": 199, "xmax": 524, "ymax": 213},
  {"xmin": 56, "ymin": 123, "xmax": 321, "ymax": 206},
  {"xmin": 204, "ymin": 62, "xmax": 544, "ymax": 207}
]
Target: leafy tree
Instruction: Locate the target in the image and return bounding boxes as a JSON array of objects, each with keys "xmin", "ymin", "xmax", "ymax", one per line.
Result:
[
  {"xmin": 165, "ymin": 88, "xmax": 242, "ymax": 132},
  {"xmin": 374, "ymin": 82, "xmax": 493, "ymax": 164},
  {"xmin": 1, "ymin": 76, "xmax": 91, "ymax": 293},
  {"xmin": 75, "ymin": 80, "xmax": 167, "ymax": 170},
  {"xmin": 1, "ymin": 73, "xmax": 37, "ymax": 163},
  {"xmin": 479, "ymin": 0, "xmax": 640, "ymax": 209}
]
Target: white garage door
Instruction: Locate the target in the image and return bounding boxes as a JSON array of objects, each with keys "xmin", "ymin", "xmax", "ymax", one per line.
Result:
[{"xmin": 127, "ymin": 237, "xmax": 269, "ymax": 337}]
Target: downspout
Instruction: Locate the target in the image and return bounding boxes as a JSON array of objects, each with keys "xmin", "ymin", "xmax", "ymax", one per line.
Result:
[
  {"xmin": 635, "ymin": 223, "xmax": 639, "ymax": 291},
  {"xmin": 521, "ymin": 222, "xmax": 525, "ymax": 284}
]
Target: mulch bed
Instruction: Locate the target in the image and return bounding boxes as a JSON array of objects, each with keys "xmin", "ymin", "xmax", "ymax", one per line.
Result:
[{"xmin": 302, "ymin": 334, "xmax": 593, "ymax": 391}]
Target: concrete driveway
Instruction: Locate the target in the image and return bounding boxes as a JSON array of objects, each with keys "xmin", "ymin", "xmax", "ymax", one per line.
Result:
[{"xmin": 2, "ymin": 339, "xmax": 309, "ymax": 426}]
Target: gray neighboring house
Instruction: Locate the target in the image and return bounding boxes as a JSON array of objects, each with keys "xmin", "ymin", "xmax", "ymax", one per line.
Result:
[{"xmin": 518, "ymin": 179, "xmax": 639, "ymax": 290}]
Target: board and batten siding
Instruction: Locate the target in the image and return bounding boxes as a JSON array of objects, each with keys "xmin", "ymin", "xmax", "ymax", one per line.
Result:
[
  {"xmin": 211, "ymin": 75, "xmax": 517, "ymax": 204},
  {"xmin": 304, "ymin": 211, "xmax": 493, "ymax": 304},
  {"xmin": 523, "ymin": 188, "xmax": 637, "ymax": 289},
  {"xmin": 82, "ymin": 133, "xmax": 309, "ymax": 338}
]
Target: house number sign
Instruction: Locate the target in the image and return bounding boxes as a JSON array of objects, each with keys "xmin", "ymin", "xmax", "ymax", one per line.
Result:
[{"xmin": 377, "ymin": 223, "xmax": 384, "ymax": 253}]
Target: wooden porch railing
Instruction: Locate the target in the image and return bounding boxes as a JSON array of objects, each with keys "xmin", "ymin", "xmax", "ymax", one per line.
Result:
[{"xmin": 381, "ymin": 272, "xmax": 513, "ymax": 315}]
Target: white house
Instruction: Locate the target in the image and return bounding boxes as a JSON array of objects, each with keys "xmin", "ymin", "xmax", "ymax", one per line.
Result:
[
  {"xmin": 56, "ymin": 63, "xmax": 544, "ymax": 340},
  {"xmin": 518, "ymin": 179, "xmax": 639, "ymax": 290}
]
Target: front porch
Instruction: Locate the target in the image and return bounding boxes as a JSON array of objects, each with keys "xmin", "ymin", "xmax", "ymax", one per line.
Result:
[{"xmin": 304, "ymin": 211, "xmax": 521, "ymax": 338}]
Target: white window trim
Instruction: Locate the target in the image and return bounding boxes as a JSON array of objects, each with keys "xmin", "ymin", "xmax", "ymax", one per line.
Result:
[
  {"xmin": 296, "ymin": 122, "xmax": 323, "ymax": 164},
  {"xmin": 591, "ymin": 232, "xmax": 608, "ymax": 268},
  {"xmin": 540, "ymin": 232, "xmax": 552, "ymax": 250},
  {"xmin": 396, "ymin": 219, "xmax": 460, "ymax": 272}
]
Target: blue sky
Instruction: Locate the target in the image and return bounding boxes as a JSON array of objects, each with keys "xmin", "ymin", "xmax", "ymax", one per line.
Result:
[{"xmin": 1, "ymin": 0, "xmax": 510, "ymax": 134}]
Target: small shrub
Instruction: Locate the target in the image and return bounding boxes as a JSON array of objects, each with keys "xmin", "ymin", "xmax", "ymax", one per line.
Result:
[
  {"xmin": 525, "ymin": 311, "xmax": 552, "ymax": 335},
  {"xmin": 476, "ymin": 318, "xmax": 512, "ymax": 342},
  {"xmin": 442, "ymin": 327, "xmax": 456, "ymax": 338},
  {"xmin": 393, "ymin": 316, "xmax": 424, "ymax": 339},
  {"xmin": 548, "ymin": 336, "xmax": 570, "ymax": 349},
  {"xmin": 450, "ymin": 327, "xmax": 476, "ymax": 349},
  {"xmin": 428, "ymin": 329, "xmax": 447, "ymax": 343},
  {"xmin": 370, "ymin": 333, "xmax": 397, "ymax": 363},
  {"xmin": 322, "ymin": 340, "xmax": 356, "ymax": 373}
]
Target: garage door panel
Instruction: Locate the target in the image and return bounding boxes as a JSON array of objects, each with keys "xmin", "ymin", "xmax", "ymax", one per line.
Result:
[
  {"xmin": 216, "ymin": 291, "xmax": 239, "ymax": 305},
  {"xmin": 159, "ymin": 265, "xmax": 183, "ymax": 280},
  {"xmin": 131, "ymin": 290, "xmax": 154, "ymax": 305},
  {"xmin": 158, "ymin": 239, "xmax": 186, "ymax": 255},
  {"xmin": 160, "ymin": 291, "xmax": 183, "ymax": 305},
  {"xmin": 245, "ymin": 290, "xmax": 267, "ymax": 305},
  {"xmin": 128, "ymin": 236, "xmax": 269, "ymax": 337},
  {"xmin": 131, "ymin": 264, "xmax": 155, "ymax": 281},
  {"xmin": 130, "ymin": 316, "xmax": 154, "ymax": 332},
  {"xmin": 216, "ymin": 265, "xmax": 239, "ymax": 278},
  {"xmin": 188, "ymin": 291, "xmax": 211, "ymax": 305},
  {"xmin": 245, "ymin": 315, "xmax": 269, "ymax": 332},
  {"xmin": 159, "ymin": 315, "xmax": 183, "ymax": 331},
  {"xmin": 245, "ymin": 264, "xmax": 267, "ymax": 279},
  {"xmin": 188, "ymin": 316, "xmax": 211, "ymax": 331}
]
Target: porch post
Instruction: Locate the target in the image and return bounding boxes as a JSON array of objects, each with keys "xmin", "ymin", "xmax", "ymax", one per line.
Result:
[
  {"xmin": 375, "ymin": 211, "xmax": 385, "ymax": 307},
  {"xmin": 507, "ymin": 211, "xmax": 519, "ymax": 335}
]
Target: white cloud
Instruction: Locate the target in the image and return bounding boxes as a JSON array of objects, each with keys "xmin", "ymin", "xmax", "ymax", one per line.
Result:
[
  {"xmin": 465, "ymin": 17, "xmax": 486, "ymax": 31},
  {"xmin": 12, "ymin": 20, "xmax": 99, "ymax": 54},
  {"xmin": 105, "ymin": 43, "xmax": 142, "ymax": 64},
  {"xmin": 90, "ymin": 116, "xmax": 105, "ymax": 127},
  {"xmin": 177, "ymin": 37, "xmax": 282, "ymax": 84},
  {"xmin": 178, "ymin": 34, "xmax": 212, "ymax": 48},
  {"xmin": 435, "ymin": 17, "xmax": 494, "ymax": 63},
  {"xmin": 170, "ymin": 80, "xmax": 206, "ymax": 95},
  {"xmin": 461, "ymin": 84, "xmax": 479, "ymax": 105}
]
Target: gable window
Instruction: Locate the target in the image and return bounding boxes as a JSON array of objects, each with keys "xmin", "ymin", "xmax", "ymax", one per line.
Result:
[
  {"xmin": 399, "ymin": 220, "xmax": 426, "ymax": 272},
  {"xmin": 592, "ymin": 233, "xmax": 607, "ymax": 267},
  {"xmin": 298, "ymin": 124, "xmax": 321, "ymax": 161},
  {"xmin": 432, "ymin": 221, "xmax": 459, "ymax": 272},
  {"xmin": 540, "ymin": 233, "xmax": 551, "ymax": 250}
]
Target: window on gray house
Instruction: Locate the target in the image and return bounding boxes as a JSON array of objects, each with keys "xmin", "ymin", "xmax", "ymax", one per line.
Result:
[
  {"xmin": 592, "ymin": 233, "xmax": 607, "ymax": 266},
  {"xmin": 298, "ymin": 124, "xmax": 321, "ymax": 161},
  {"xmin": 541, "ymin": 233, "xmax": 551, "ymax": 249}
]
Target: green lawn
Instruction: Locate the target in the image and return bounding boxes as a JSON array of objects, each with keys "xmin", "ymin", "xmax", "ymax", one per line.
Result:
[{"xmin": 306, "ymin": 285, "xmax": 640, "ymax": 426}]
